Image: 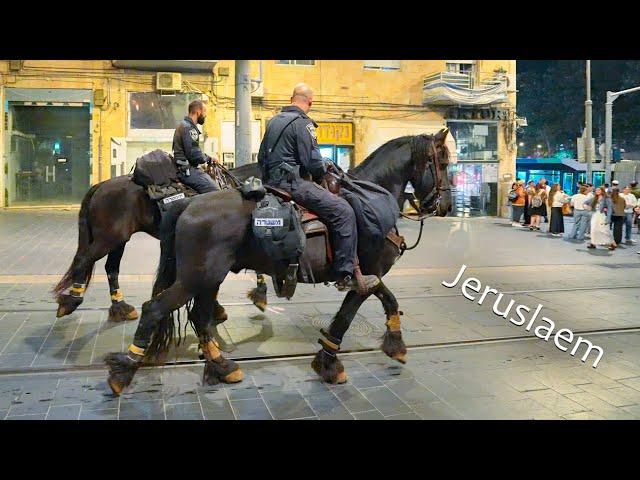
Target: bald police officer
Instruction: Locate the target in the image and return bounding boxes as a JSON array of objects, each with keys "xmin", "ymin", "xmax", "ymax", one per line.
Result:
[
  {"xmin": 173, "ymin": 99, "xmax": 219, "ymax": 193},
  {"xmin": 257, "ymin": 83, "xmax": 379, "ymax": 293}
]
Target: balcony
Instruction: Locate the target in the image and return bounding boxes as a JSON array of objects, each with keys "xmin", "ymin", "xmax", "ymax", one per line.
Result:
[{"xmin": 423, "ymin": 72, "xmax": 508, "ymax": 106}]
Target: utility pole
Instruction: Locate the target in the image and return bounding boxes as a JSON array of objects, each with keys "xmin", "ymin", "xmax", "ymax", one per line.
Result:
[
  {"xmin": 605, "ymin": 84, "xmax": 640, "ymax": 183},
  {"xmin": 235, "ymin": 60, "xmax": 252, "ymax": 166},
  {"xmin": 585, "ymin": 60, "xmax": 593, "ymax": 182}
]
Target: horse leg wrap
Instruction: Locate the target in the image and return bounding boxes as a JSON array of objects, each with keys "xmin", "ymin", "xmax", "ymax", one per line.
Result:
[
  {"xmin": 104, "ymin": 344, "xmax": 145, "ymax": 396},
  {"xmin": 200, "ymin": 339, "xmax": 243, "ymax": 385},
  {"xmin": 311, "ymin": 334, "xmax": 347, "ymax": 384},
  {"xmin": 70, "ymin": 283, "xmax": 86, "ymax": 298},
  {"xmin": 382, "ymin": 313, "xmax": 407, "ymax": 364},
  {"xmin": 107, "ymin": 289, "xmax": 139, "ymax": 322}
]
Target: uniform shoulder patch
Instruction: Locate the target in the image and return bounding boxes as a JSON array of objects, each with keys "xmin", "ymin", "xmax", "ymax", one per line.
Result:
[
  {"xmin": 189, "ymin": 129, "xmax": 199, "ymax": 141},
  {"xmin": 305, "ymin": 123, "xmax": 317, "ymax": 140}
]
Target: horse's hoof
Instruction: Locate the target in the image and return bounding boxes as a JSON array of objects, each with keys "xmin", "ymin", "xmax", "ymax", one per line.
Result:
[
  {"xmin": 247, "ymin": 286, "xmax": 268, "ymax": 312},
  {"xmin": 108, "ymin": 302, "xmax": 139, "ymax": 322},
  {"xmin": 381, "ymin": 330, "xmax": 407, "ymax": 364},
  {"xmin": 213, "ymin": 305, "xmax": 228, "ymax": 324},
  {"xmin": 392, "ymin": 353, "xmax": 407, "ymax": 364},
  {"xmin": 55, "ymin": 294, "xmax": 83, "ymax": 318},
  {"xmin": 203, "ymin": 357, "xmax": 244, "ymax": 385},
  {"xmin": 311, "ymin": 349, "xmax": 346, "ymax": 384},
  {"xmin": 104, "ymin": 352, "xmax": 140, "ymax": 396}
]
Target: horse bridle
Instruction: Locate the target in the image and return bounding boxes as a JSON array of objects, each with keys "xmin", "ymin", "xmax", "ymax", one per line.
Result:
[{"xmin": 400, "ymin": 139, "xmax": 449, "ymax": 222}]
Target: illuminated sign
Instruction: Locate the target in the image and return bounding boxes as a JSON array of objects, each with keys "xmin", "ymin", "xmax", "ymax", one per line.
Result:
[{"xmin": 316, "ymin": 122, "xmax": 354, "ymax": 145}]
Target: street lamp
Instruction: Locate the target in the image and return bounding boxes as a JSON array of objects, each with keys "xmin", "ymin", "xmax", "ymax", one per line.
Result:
[{"xmin": 519, "ymin": 142, "xmax": 525, "ymax": 147}]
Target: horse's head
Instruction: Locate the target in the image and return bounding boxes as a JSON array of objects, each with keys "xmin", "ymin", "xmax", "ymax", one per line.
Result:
[{"xmin": 410, "ymin": 129, "xmax": 452, "ymax": 217}]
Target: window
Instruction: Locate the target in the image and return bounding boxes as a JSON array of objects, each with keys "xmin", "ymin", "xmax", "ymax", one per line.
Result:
[
  {"xmin": 275, "ymin": 60, "xmax": 315, "ymax": 66},
  {"xmin": 129, "ymin": 92, "xmax": 203, "ymax": 131},
  {"xmin": 364, "ymin": 60, "xmax": 400, "ymax": 71},
  {"xmin": 446, "ymin": 60, "xmax": 476, "ymax": 76},
  {"xmin": 447, "ymin": 121, "xmax": 498, "ymax": 162}
]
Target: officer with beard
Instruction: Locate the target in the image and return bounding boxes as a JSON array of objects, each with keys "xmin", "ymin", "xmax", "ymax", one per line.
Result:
[{"xmin": 173, "ymin": 99, "xmax": 219, "ymax": 193}]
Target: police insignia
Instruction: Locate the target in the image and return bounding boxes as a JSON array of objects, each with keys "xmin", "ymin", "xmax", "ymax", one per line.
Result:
[
  {"xmin": 189, "ymin": 129, "xmax": 199, "ymax": 141},
  {"xmin": 306, "ymin": 123, "xmax": 317, "ymax": 140}
]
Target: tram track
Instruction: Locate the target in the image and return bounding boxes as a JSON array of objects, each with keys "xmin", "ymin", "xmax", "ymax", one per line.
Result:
[
  {"xmin": 2, "ymin": 283, "xmax": 640, "ymax": 313},
  {"xmin": 0, "ymin": 324, "xmax": 639, "ymax": 379}
]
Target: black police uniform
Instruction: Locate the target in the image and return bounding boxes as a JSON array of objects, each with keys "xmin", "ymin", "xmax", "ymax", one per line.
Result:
[
  {"xmin": 257, "ymin": 105, "xmax": 357, "ymax": 277},
  {"xmin": 172, "ymin": 116, "xmax": 219, "ymax": 193}
]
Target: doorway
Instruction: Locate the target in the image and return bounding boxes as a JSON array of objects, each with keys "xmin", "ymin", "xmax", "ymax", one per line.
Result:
[{"xmin": 7, "ymin": 105, "xmax": 91, "ymax": 206}]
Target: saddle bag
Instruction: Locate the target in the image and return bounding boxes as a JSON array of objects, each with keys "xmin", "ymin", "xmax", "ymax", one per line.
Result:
[
  {"xmin": 132, "ymin": 149, "xmax": 179, "ymax": 188},
  {"xmin": 338, "ymin": 176, "xmax": 400, "ymax": 250},
  {"xmin": 252, "ymin": 193, "xmax": 306, "ymax": 263}
]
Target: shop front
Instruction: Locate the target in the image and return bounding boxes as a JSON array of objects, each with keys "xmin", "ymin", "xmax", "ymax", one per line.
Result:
[
  {"xmin": 447, "ymin": 120, "xmax": 499, "ymax": 217},
  {"xmin": 3, "ymin": 88, "xmax": 92, "ymax": 206},
  {"xmin": 515, "ymin": 157, "xmax": 595, "ymax": 195}
]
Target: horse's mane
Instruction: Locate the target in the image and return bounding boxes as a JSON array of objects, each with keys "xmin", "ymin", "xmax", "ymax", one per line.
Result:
[{"xmin": 351, "ymin": 134, "xmax": 434, "ymax": 180}]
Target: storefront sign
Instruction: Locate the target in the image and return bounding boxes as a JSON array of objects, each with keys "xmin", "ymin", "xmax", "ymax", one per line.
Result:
[
  {"xmin": 316, "ymin": 122, "xmax": 354, "ymax": 145},
  {"xmin": 482, "ymin": 163, "xmax": 498, "ymax": 182}
]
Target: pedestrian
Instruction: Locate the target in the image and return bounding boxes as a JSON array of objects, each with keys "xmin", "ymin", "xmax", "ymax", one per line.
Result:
[
  {"xmin": 630, "ymin": 181, "xmax": 640, "ymax": 199},
  {"xmin": 548, "ymin": 183, "xmax": 569, "ymax": 236},
  {"xmin": 610, "ymin": 188, "xmax": 626, "ymax": 246},
  {"xmin": 528, "ymin": 184, "xmax": 547, "ymax": 231},
  {"xmin": 511, "ymin": 180, "xmax": 526, "ymax": 227},
  {"xmin": 539, "ymin": 178, "xmax": 551, "ymax": 223},
  {"xmin": 587, "ymin": 187, "xmax": 616, "ymax": 250},
  {"xmin": 568, "ymin": 185, "xmax": 590, "ymax": 241},
  {"xmin": 604, "ymin": 182, "xmax": 611, "ymax": 195},
  {"xmin": 622, "ymin": 186, "xmax": 638, "ymax": 244},
  {"xmin": 523, "ymin": 180, "xmax": 535, "ymax": 227}
]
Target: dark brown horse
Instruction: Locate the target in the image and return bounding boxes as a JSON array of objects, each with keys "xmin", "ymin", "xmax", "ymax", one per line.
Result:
[
  {"xmin": 52, "ymin": 162, "xmax": 257, "ymax": 322},
  {"xmin": 105, "ymin": 130, "xmax": 452, "ymax": 394}
]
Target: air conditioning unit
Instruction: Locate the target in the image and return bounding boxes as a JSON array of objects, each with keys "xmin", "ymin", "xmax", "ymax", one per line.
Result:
[{"xmin": 156, "ymin": 72, "xmax": 182, "ymax": 92}]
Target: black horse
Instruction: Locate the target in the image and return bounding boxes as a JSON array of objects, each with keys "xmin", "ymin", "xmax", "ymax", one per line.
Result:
[
  {"xmin": 105, "ymin": 130, "xmax": 452, "ymax": 394},
  {"xmin": 52, "ymin": 162, "xmax": 257, "ymax": 322}
]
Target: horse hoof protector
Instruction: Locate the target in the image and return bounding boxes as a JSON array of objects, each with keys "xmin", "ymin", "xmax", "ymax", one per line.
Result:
[
  {"xmin": 392, "ymin": 353, "xmax": 407, "ymax": 364},
  {"xmin": 336, "ymin": 371, "xmax": 348, "ymax": 384},
  {"xmin": 223, "ymin": 369, "xmax": 244, "ymax": 383}
]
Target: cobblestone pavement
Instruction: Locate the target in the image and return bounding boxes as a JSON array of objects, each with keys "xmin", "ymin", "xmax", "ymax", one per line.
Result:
[{"xmin": 1, "ymin": 209, "xmax": 639, "ymax": 419}]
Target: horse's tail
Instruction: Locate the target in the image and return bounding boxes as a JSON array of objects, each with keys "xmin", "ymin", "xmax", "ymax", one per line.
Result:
[
  {"xmin": 52, "ymin": 182, "xmax": 101, "ymax": 298},
  {"xmin": 145, "ymin": 199, "xmax": 193, "ymax": 360}
]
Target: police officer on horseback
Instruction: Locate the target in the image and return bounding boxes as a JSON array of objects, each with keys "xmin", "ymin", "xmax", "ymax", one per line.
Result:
[
  {"xmin": 258, "ymin": 83, "xmax": 379, "ymax": 293},
  {"xmin": 173, "ymin": 99, "xmax": 219, "ymax": 193}
]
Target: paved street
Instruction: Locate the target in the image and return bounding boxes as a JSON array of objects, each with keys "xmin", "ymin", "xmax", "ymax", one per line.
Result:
[{"xmin": 0, "ymin": 209, "xmax": 639, "ymax": 419}]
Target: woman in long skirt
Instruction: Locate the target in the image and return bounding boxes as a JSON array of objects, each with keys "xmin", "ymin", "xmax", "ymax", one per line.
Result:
[
  {"xmin": 548, "ymin": 183, "xmax": 569, "ymax": 237},
  {"xmin": 587, "ymin": 187, "xmax": 616, "ymax": 250}
]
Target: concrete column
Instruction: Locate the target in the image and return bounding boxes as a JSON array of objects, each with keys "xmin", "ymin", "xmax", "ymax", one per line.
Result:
[{"xmin": 235, "ymin": 60, "xmax": 252, "ymax": 166}]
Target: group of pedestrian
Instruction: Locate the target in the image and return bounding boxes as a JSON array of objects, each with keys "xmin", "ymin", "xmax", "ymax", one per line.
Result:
[{"xmin": 509, "ymin": 178, "xmax": 640, "ymax": 252}]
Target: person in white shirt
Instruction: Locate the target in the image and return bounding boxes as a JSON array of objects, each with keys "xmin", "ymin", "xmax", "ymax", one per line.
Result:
[
  {"xmin": 583, "ymin": 184, "xmax": 594, "ymax": 237},
  {"xmin": 539, "ymin": 178, "xmax": 551, "ymax": 223},
  {"xmin": 568, "ymin": 186, "xmax": 591, "ymax": 241},
  {"xmin": 622, "ymin": 186, "xmax": 638, "ymax": 244}
]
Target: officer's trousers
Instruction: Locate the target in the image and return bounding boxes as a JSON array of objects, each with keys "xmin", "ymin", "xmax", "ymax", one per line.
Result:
[
  {"xmin": 277, "ymin": 179, "xmax": 356, "ymax": 276},
  {"xmin": 178, "ymin": 167, "xmax": 219, "ymax": 194}
]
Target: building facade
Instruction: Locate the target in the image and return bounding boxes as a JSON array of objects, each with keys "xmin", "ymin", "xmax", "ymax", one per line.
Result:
[{"xmin": 0, "ymin": 60, "xmax": 517, "ymax": 216}]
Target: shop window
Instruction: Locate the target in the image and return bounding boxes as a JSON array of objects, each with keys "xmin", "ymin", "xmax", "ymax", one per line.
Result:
[
  {"xmin": 592, "ymin": 171, "xmax": 605, "ymax": 187},
  {"xmin": 364, "ymin": 60, "xmax": 400, "ymax": 71},
  {"xmin": 276, "ymin": 60, "xmax": 315, "ymax": 66},
  {"xmin": 447, "ymin": 121, "xmax": 498, "ymax": 162},
  {"xmin": 129, "ymin": 92, "xmax": 203, "ymax": 135}
]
